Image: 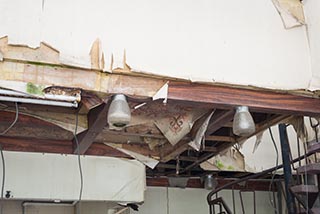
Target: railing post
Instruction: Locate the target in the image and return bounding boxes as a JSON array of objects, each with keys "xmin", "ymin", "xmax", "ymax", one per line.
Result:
[{"xmin": 278, "ymin": 124, "xmax": 296, "ymax": 214}]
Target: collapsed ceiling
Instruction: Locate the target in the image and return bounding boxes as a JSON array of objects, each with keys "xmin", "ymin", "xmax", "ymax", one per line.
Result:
[{"xmin": 1, "ymin": 35, "xmax": 320, "ymax": 181}]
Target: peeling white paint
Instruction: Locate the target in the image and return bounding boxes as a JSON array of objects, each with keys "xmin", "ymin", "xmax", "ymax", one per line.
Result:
[{"xmin": 0, "ymin": 0, "xmax": 313, "ymax": 90}]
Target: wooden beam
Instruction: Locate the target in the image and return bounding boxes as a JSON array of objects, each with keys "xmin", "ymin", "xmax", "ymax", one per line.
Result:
[
  {"xmin": 179, "ymin": 156, "xmax": 199, "ymax": 162},
  {"xmin": 203, "ymin": 146, "xmax": 218, "ymax": 152},
  {"xmin": 160, "ymin": 140, "xmax": 190, "ymax": 163},
  {"xmin": 73, "ymin": 101, "xmax": 109, "ymax": 154},
  {"xmin": 205, "ymin": 110, "xmax": 234, "ymax": 136},
  {"xmin": 206, "ymin": 135, "xmax": 235, "ymax": 143},
  {"xmin": 0, "ymin": 136, "xmax": 131, "ymax": 158},
  {"xmin": 146, "ymin": 177, "xmax": 277, "ymax": 191},
  {"xmin": 168, "ymin": 82, "xmax": 320, "ymax": 116},
  {"xmin": 237, "ymin": 114, "xmax": 291, "ymax": 143}
]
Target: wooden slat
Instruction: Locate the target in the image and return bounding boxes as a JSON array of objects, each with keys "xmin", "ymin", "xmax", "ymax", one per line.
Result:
[
  {"xmin": 73, "ymin": 101, "xmax": 109, "ymax": 154},
  {"xmin": 168, "ymin": 82, "xmax": 320, "ymax": 116}
]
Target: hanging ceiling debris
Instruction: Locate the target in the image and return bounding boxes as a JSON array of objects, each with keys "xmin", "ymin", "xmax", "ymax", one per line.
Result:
[
  {"xmin": 272, "ymin": 0, "xmax": 305, "ymax": 29},
  {"xmin": 1, "ymin": 36, "xmax": 320, "ymax": 179}
]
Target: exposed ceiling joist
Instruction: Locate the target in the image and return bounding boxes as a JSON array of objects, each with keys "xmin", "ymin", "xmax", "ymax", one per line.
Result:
[
  {"xmin": 205, "ymin": 109, "xmax": 234, "ymax": 136},
  {"xmin": 177, "ymin": 115, "xmax": 291, "ymax": 174}
]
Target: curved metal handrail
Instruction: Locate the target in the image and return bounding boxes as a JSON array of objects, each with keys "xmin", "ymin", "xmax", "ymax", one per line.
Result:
[{"xmin": 207, "ymin": 149, "xmax": 315, "ymax": 204}]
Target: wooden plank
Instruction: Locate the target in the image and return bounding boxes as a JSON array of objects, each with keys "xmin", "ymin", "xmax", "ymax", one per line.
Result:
[
  {"xmin": 168, "ymin": 82, "xmax": 320, "ymax": 116},
  {"xmin": 236, "ymin": 114, "xmax": 291, "ymax": 143},
  {"xmin": 73, "ymin": 101, "xmax": 109, "ymax": 154},
  {"xmin": 206, "ymin": 135, "xmax": 235, "ymax": 143},
  {"xmin": 0, "ymin": 136, "xmax": 131, "ymax": 158}
]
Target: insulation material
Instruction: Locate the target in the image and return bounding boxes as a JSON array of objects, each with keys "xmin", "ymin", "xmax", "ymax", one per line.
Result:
[
  {"xmin": 189, "ymin": 110, "xmax": 215, "ymax": 151},
  {"xmin": 200, "ymin": 147, "xmax": 246, "ymax": 172},
  {"xmin": 2, "ymin": 151, "xmax": 145, "ymax": 202},
  {"xmin": 106, "ymin": 143, "xmax": 159, "ymax": 169},
  {"xmin": 271, "ymin": 0, "xmax": 305, "ymax": 29}
]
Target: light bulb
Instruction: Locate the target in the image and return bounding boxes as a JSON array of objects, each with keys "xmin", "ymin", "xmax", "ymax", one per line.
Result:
[
  {"xmin": 232, "ymin": 106, "xmax": 255, "ymax": 136},
  {"xmin": 204, "ymin": 174, "xmax": 217, "ymax": 190},
  {"xmin": 107, "ymin": 94, "xmax": 131, "ymax": 129}
]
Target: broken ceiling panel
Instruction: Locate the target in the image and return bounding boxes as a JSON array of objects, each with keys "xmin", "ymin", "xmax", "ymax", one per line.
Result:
[
  {"xmin": 189, "ymin": 110, "xmax": 215, "ymax": 151},
  {"xmin": 272, "ymin": 0, "xmax": 305, "ymax": 29},
  {"xmin": 154, "ymin": 106, "xmax": 206, "ymax": 145},
  {"xmin": 105, "ymin": 143, "xmax": 159, "ymax": 169}
]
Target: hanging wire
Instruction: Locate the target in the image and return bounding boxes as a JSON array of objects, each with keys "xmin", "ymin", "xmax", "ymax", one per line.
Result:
[
  {"xmin": 73, "ymin": 112, "xmax": 83, "ymax": 214},
  {"xmin": 268, "ymin": 127, "xmax": 279, "ymax": 214},
  {"xmin": 302, "ymin": 133, "xmax": 309, "ymax": 213},
  {"xmin": 0, "ymin": 103, "xmax": 19, "ymax": 136},
  {"xmin": 0, "ymin": 102, "xmax": 19, "ymax": 214}
]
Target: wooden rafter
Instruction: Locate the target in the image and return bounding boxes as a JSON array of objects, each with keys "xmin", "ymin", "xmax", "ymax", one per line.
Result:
[
  {"xmin": 73, "ymin": 101, "xmax": 109, "ymax": 154},
  {"xmin": 181, "ymin": 114, "xmax": 291, "ymax": 173},
  {"xmin": 205, "ymin": 109, "xmax": 234, "ymax": 136}
]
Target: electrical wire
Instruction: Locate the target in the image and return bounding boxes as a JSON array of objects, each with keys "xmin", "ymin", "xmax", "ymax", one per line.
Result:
[
  {"xmin": 268, "ymin": 127, "xmax": 279, "ymax": 214},
  {"xmin": 0, "ymin": 146, "xmax": 5, "ymax": 214},
  {"xmin": 73, "ymin": 112, "xmax": 83, "ymax": 214},
  {"xmin": 0, "ymin": 102, "xmax": 19, "ymax": 136},
  {"xmin": 0, "ymin": 102, "xmax": 19, "ymax": 214}
]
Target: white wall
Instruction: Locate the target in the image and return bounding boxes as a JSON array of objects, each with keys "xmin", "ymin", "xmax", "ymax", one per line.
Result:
[
  {"xmin": 0, "ymin": 187, "xmax": 279, "ymax": 214},
  {"xmin": 0, "ymin": 0, "xmax": 311, "ymax": 90},
  {"xmin": 0, "ymin": 201, "xmax": 126, "ymax": 214},
  {"xmin": 0, "ymin": 151, "xmax": 145, "ymax": 202},
  {"xmin": 131, "ymin": 187, "xmax": 276, "ymax": 214},
  {"xmin": 305, "ymin": 0, "xmax": 320, "ymax": 90}
]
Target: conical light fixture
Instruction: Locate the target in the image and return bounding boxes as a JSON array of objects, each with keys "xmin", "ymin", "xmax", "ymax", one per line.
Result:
[
  {"xmin": 232, "ymin": 106, "xmax": 255, "ymax": 137},
  {"xmin": 108, "ymin": 94, "xmax": 131, "ymax": 129}
]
